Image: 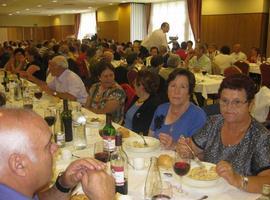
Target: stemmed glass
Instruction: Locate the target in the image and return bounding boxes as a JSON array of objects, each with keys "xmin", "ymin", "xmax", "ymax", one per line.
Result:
[
  {"xmin": 173, "ymin": 151, "xmax": 190, "ymax": 193},
  {"xmin": 44, "ymin": 107, "xmax": 56, "ymax": 130}
]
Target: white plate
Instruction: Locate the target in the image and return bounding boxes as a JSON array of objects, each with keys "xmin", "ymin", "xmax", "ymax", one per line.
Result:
[
  {"xmin": 123, "ymin": 136, "xmax": 160, "ymax": 153},
  {"xmin": 182, "ymin": 162, "xmax": 220, "ymax": 188}
]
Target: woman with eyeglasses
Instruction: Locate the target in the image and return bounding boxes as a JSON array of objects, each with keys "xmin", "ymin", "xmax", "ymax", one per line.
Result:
[
  {"xmin": 149, "ymin": 68, "xmax": 207, "ymax": 149},
  {"xmin": 176, "ymin": 74, "xmax": 270, "ymax": 193}
]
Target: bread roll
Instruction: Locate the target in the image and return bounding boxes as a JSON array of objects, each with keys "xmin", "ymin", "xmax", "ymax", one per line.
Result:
[
  {"xmin": 117, "ymin": 127, "xmax": 130, "ymax": 138},
  {"xmin": 70, "ymin": 194, "xmax": 89, "ymax": 200},
  {"xmin": 158, "ymin": 154, "xmax": 173, "ymax": 169}
]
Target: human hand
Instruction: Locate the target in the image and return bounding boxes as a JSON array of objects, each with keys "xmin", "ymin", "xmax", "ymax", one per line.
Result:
[
  {"xmin": 59, "ymin": 158, "xmax": 106, "ymax": 189},
  {"xmin": 216, "ymin": 160, "xmax": 241, "ymax": 188},
  {"xmin": 81, "ymin": 170, "xmax": 115, "ymax": 200},
  {"xmin": 175, "ymin": 137, "xmax": 193, "ymax": 159},
  {"xmin": 159, "ymin": 133, "xmax": 173, "ymax": 149}
]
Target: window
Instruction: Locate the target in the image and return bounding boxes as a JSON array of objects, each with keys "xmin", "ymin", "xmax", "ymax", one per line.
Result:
[
  {"xmin": 148, "ymin": 1, "xmax": 194, "ymax": 45},
  {"xmin": 78, "ymin": 12, "xmax": 97, "ymax": 40},
  {"xmin": 130, "ymin": 3, "xmax": 147, "ymax": 42}
]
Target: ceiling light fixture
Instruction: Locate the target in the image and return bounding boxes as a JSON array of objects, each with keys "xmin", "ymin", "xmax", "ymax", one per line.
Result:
[
  {"xmin": 88, "ymin": 6, "xmax": 92, "ymax": 9},
  {"xmin": 109, "ymin": 3, "xmax": 113, "ymax": 5},
  {"xmin": 1, "ymin": 3, "xmax": 7, "ymax": 7},
  {"xmin": 16, "ymin": 11, "xmax": 20, "ymax": 14},
  {"xmin": 52, "ymin": 0, "xmax": 57, "ymax": 3},
  {"xmin": 8, "ymin": 13, "xmax": 13, "ymax": 16},
  {"xmin": 37, "ymin": 5, "xmax": 42, "ymax": 7},
  {"xmin": 25, "ymin": 8, "xmax": 30, "ymax": 11}
]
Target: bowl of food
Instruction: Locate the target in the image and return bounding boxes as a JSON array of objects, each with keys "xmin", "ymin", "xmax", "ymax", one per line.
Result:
[
  {"xmin": 123, "ymin": 136, "xmax": 160, "ymax": 153},
  {"xmin": 70, "ymin": 194, "xmax": 89, "ymax": 200},
  {"xmin": 182, "ymin": 162, "xmax": 220, "ymax": 188}
]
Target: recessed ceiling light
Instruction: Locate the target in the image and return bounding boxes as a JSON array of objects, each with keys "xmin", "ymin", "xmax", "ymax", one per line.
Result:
[
  {"xmin": 8, "ymin": 13, "xmax": 13, "ymax": 16},
  {"xmin": 25, "ymin": 8, "xmax": 30, "ymax": 11},
  {"xmin": 16, "ymin": 11, "xmax": 20, "ymax": 14},
  {"xmin": 121, "ymin": 1, "xmax": 126, "ymax": 2},
  {"xmin": 37, "ymin": 5, "xmax": 42, "ymax": 7},
  {"xmin": 52, "ymin": 0, "xmax": 57, "ymax": 3},
  {"xmin": 88, "ymin": 6, "xmax": 92, "ymax": 9},
  {"xmin": 1, "ymin": 3, "xmax": 7, "ymax": 7},
  {"xmin": 109, "ymin": 3, "xmax": 113, "ymax": 5}
]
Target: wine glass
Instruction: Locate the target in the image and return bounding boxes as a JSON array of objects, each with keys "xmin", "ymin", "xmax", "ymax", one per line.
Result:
[
  {"xmin": 34, "ymin": 87, "xmax": 43, "ymax": 100},
  {"xmin": 173, "ymin": 151, "xmax": 190, "ymax": 193},
  {"xmin": 94, "ymin": 141, "xmax": 110, "ymax": 163},
  {"xmin": 44, "ymin": 107, "xmax": 56, "ymax": 129},
  {"xmin": 152, "ymin": 181, "xmax": 173, "ymax": 200},
  {"xmin": 202, "ymin": 70, "xmax": 207, "ymax": 76}
]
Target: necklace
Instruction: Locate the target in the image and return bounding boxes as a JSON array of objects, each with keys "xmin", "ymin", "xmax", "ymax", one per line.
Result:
[{"xmin": 137, "ymin": 99, "xmax": 146, "ymax": 104}]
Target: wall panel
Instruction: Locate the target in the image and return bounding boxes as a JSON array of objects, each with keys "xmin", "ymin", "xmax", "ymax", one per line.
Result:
[
  {"xmin": 97, "ymin": 21, "xmax": 118, "ymax": 41},
  {"xmin": 201, "ymin": 13, "xmax": 268, "ymax": 55}
]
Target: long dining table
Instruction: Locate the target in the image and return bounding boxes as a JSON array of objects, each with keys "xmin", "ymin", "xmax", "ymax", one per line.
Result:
[{"xmin": 1, "ymin": 75, "xmax": 261, "ymax": 200}]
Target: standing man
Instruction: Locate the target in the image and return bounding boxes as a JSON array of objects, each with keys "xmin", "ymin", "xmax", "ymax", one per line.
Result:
[
  {"xmin": 141, "ymin": 22, "xmax": 170, "ymax": 51},
  {"xmin": 0, "ymin": 108, "xmax": 115, "ymax": 200}
]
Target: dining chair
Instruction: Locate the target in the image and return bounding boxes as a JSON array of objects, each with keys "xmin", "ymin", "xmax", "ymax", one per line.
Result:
[
  {"xmin": 233, "ymin": 61, "xmax": 249, "ymax": 75},
  {"xmin": 260, "ymin": 62, "xmax": 270, "ymax": 88},
  {"xmin": 224, "ymin": 66, "xmax": 242, "ymax": 77}
]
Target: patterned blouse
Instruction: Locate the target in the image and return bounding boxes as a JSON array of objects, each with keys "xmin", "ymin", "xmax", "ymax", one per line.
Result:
[
  {"xmin": 192, "ymin": 114, "xmax": 270, "ymax": 176},
  {"xmin": 88, "ymin": 82, "xmax": 126, "ymax": 124}
]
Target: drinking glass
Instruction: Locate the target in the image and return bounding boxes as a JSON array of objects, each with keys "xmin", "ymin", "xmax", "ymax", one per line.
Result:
[
  {"xmin": 34, "ymin": 87, "xmax": 43, "ymax": 100},
  {"xmin": 152, "ymin": 181, "xmax": 173, "ymax": 200},
  {"xmin": 23, "ymin": 96, "xmax": 33, "ymax": 110},
  {"xmin": 173, "ymin": 151, "xmax": 190, "ymax": 193},
  {"xmin": 94, "ymin": 141, "xmax": 110, "ymax": 163},
  {"xmin": 44, "ymin": 107, "xmax": 56, "ymax": 129}
]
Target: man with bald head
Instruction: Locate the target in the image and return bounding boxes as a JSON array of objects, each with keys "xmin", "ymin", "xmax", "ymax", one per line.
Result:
[
  {"xmin": 230, "ymin": 43, "xmax": 247, "ymax": 62},
  {"xmin": 0, "ymin": 108, "xmax": 115, "ymax": 200},
  {"xmin": 28, "ymin": 55, "xmax": 88, "ymax": 104}
]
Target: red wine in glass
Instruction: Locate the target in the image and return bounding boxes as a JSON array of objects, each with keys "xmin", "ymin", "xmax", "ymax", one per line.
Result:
[
  {"xmin": 173, "ymin": 162, "xmax": 190, "ymax": 176},
  {"xmin": 23, "ymin": 104, "xmax": 33, "ymax": 110},
  {"xmin": 152, "ymin": 194, "xmax": 171, "ymax": 200},
  {"xmin": 202, "ymin": 70, "xmax": 207, "ymax": 76},
  {"xmin": 34, "ymin": 92, "xmax": 42, "ymax": 99},
  {"xmin": 94, "ymin": 151, "xmax": 109, "ymax": 163},
  {"xmin": 44, "ymin": 116, "xmax": 56, "ymax": 127}
]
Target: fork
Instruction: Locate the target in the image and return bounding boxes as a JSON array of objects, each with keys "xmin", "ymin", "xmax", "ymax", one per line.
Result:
[{"xmin": 139, "ymin": 132, "xmax": 148, "ymax": 147}]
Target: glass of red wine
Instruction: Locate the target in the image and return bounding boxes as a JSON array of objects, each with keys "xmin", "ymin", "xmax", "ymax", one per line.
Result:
[
  {"xmin": 44, "ymin": 108, "xmax": 56, "ymax": 130},
  {"xmin": 173, "ymin": 151, "xmax": 190, "ymax": 193},
  {"xmin": 34, "ymin": 87, "xmax": 43, "ymax": 100},
  {"xmin": 94, "ymin": 141, "xmax": 110, "ymax": 163},
  {"xmin": 202, "ymin": 70, "xmax": 207, "ymax": 76}
]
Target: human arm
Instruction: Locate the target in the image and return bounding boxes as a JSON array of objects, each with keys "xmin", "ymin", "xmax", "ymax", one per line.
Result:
[
  {"xmin": 216, "ymin": 160, "xmax": 270, "ymax": 193},
  {"xmin": 38, "ymin": 158, "xmax": 106, "ymax": 200},
  {"xmin": 88, "ymin": 99, "xmax": 121, "ymax": 114}
]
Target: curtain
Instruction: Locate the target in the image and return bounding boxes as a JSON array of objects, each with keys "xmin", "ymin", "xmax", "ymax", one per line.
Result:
[
  {"xmin": 77, "ymin": 12, "xmax": 97, "ymax": 40},
  {"xmin": 145, "ymin": 4, "xmax": 151, "ymax": 32},
  {"xmin": 148, "ymin": 1, "xmax": 194, "ymax": 43},
  {"xmin": 187, "ymin": 0, "xmax": 202, "ymax": 43},
  {"xmin": 74, "ymin": 14, "xmax": 81, "ymax": 39},
  {"xmin": 130, "ymin": 3, "xmax": 147, "ymax": 42}
]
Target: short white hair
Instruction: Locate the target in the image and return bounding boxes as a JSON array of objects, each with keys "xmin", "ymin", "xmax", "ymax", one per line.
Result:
[
  {"xmin": 52, "ymin": 55, "xmax": 69, "ymax": 69},
  {"xmin": 0, "ymin": 117, "xmax": 37, "ymax": 173}
]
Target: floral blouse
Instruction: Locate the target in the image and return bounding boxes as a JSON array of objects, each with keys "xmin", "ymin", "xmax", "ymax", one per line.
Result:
[
  {"xmin": 88, "ymin": 82, "xmax": 126, "ymax": 123},
  {"xmin": 192, "ymin": 114, "xmax": 270, "ymax": 176}
]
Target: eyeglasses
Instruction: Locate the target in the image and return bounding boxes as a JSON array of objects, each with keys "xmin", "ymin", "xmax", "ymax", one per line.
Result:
[{"xmin": 219, "ymin": 98, "xmax": 248, "ymax": 107}]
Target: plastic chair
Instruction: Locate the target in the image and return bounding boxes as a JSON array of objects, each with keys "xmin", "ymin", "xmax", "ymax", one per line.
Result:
[
  {"xmin": 233, "ymin": 61, "xmax": 249, "ymax": 75},
  {"xmin": 224, "ymin": 66, "xmax": 242, "ymax": 77},
  {"xmin": 260, "ymin": 62, "xmax": 270, "ymax": 88}
]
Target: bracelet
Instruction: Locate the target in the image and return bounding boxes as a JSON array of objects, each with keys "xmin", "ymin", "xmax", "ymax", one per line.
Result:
[
  {"xmin": 240, "ymin": 175, "xmax": 249, "ymax": 191},
  {"xmin": 55, "ymin": 173, "xmax": 71, "ymax": 193}
]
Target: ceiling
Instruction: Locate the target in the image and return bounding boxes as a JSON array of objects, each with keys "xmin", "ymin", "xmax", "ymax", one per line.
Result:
[{"xmin": 0, "ymin": 0, "xmax": 167, "ymax": 16}]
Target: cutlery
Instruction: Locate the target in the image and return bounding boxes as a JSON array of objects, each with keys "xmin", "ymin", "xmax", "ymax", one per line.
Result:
[
  {"xmin": 139, "ymin": 132, "xmax": 148, "ymax": 147},
  {"xmin": 196, "ymin": 195, "xmax": 208, "ymax": 200}
]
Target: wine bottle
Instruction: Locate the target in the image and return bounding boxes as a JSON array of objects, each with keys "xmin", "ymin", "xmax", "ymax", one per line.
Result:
[
  {"xmin": 61, "ymin": 99, "xmax": 73, "ymax": 142},
  {"xmin": 102, "ymin": 113, "xmax": 116, "ymax": 152},
  {"xmin": 110, "ymin": 133, "xmax": 128, "ymax": 195},
  {"xmin": 54, "ymin": 109, "xmax": 65, "ymax": 147},
  {"xmin": 14, "ymin": 73, "xmax": 22, "ymax": 101},
  {"xmin": 3, "ymin": 71, "xmax": 9, "ymax": 92}
]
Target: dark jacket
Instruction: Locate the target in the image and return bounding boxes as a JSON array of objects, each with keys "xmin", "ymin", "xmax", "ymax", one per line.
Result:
[{"xmin": 127, "ymin": 95, "xmax": 159, "ymax": 136}]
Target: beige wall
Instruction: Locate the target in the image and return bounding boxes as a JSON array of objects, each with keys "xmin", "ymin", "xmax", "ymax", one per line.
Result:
[
  {"xmin": 51, "ymin": 14, "xmax": 75, "ymax": 26},
  {"xmin": 0, "ymin": 15, "xmax": 51, "ymax": 27},
  {"xmin": 97, "ymin": 6, "xmax": 119, "ymax": 22},
  {"xmin": 202, "ymin": 0, "xmax": 269, "ymax": 15}
]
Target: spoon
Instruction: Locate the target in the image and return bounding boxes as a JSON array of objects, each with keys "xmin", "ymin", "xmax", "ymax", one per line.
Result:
[
  {"xmin": 196, "ymin": 195, "xmax": 208, "ymax": 200},
  {"xmin": 139, "ymin": 132, "xmax": 148, "ymax": 147}
]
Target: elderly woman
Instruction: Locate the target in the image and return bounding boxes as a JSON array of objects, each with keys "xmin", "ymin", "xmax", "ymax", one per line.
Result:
[
  {"xmin": 85, "ymin": 60, "xmax": 126, "ymax": 123},
  {"xmin": 176, "ymin": 74, "xmax": 270, "ymax": 193},
  {"xmin": 149, "ymin": 68, "xmax": 207, "ymax": 149},
  {"xmin": 124, "ymin": 70, "xmax": 160, "ymax": 135},
  {"xmin": 4, "ymin": 48, "xmax": 27, "ymax": 73}
]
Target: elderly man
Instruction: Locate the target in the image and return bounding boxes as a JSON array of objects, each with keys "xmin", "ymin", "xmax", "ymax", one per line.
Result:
[
  {"xmin": 29, "ymin": 55, "xmax": 88, "ymax": 105},
  {"xmin": 0, "ymin": 108, "xmax": 115, "ymax": 200},
  {"xmin": 141, "ymin": 22, "xmax": 170, "ymax": 51},
  {"xmin": 230, "ymin": 43, "xmax": 247, "ymax": 62},
  {"xmin": 159, "ymin": 53, "xmax": 181, "ymax": 80}
]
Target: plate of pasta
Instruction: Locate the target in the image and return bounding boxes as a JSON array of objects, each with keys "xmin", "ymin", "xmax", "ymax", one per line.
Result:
[
  {"xmin": 182, "ymin": 162, "xmax": 221, "ymax": 188},
  {"xmin": 123, "ymin": 136, "xmax": 160, "ymax": 153}
]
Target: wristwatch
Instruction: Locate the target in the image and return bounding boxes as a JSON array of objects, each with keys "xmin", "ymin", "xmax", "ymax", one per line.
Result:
[
  {"xmin": 53, "ymin": 91, "xmax": 58, "ymax": 96},
  {"xmin": 55, "ymin": 173, "xmax": 71, "ymax": 193}
]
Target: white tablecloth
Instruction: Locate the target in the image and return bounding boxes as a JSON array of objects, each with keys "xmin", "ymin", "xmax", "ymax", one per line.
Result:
[{"xmin": 194, "ymin": 74, "xmax": 224, "ymax": 99}]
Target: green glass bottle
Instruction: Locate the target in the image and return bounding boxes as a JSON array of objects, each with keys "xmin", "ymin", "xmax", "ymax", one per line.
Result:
[
  {"xmin": 102, "ymin": 113, "xmax": 116, "ymax": 152},
  {"xmin": 61, "ymin": 99, "xmax": 73, "ymax": 142}
]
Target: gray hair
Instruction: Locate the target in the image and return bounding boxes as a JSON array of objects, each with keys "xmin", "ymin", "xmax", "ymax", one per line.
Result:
[
  {"xmin": 52, "ymin": 55, "xmax": 69, "ymax": 69},
  {"xmin": 167, "ymin": 54, "xmax": 181, "ymax": 68}
]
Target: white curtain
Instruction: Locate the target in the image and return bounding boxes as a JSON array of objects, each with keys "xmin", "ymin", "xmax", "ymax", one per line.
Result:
[
  {"xmin": 148, "ymin": 0, "xmax": 194, "ymax": 44},
  {"xmin": 78, "ymin": 12, "xmax": 96, "ymax": 40},
  {"xmin": 130, "ymin": 3, "xmax": 147, "ymax": 42}
]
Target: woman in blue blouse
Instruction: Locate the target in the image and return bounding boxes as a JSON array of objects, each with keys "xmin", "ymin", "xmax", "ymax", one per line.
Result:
[{"xmin": 149, "ymin": 68, "xmax": 206, "ymax": 149}]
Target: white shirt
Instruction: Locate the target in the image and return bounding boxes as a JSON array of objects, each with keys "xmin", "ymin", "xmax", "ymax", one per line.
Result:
[
  {"xmin": 213, "ymin": 54, "xmax": 234, "ymax": 74},
  {"xmin": 230, "ymin": 51, "xmax": 247, "ymax": 62},
  {"xmin": 188, "ymin": 54, "xmax": 212, "ymax": 73},
  {"xmin": 48, "ymin": 69, "xmax": 88, "ymax": 104},
  {"xmin": 141, "ymin": 29, "xmax": 168, "ymax": 50}
]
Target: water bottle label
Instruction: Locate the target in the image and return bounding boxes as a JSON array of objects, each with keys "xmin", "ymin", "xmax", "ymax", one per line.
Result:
[
  {"xmin": 103, "ymin": 136, "xmax": 115, "ymax": 151},
  {"xmin": 56, "ymin": 133, "xmax": 65, "ymax": 146},
  {"xmin": 111, "ymin": 165, "xmax": 124, "ymax": 186}
]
